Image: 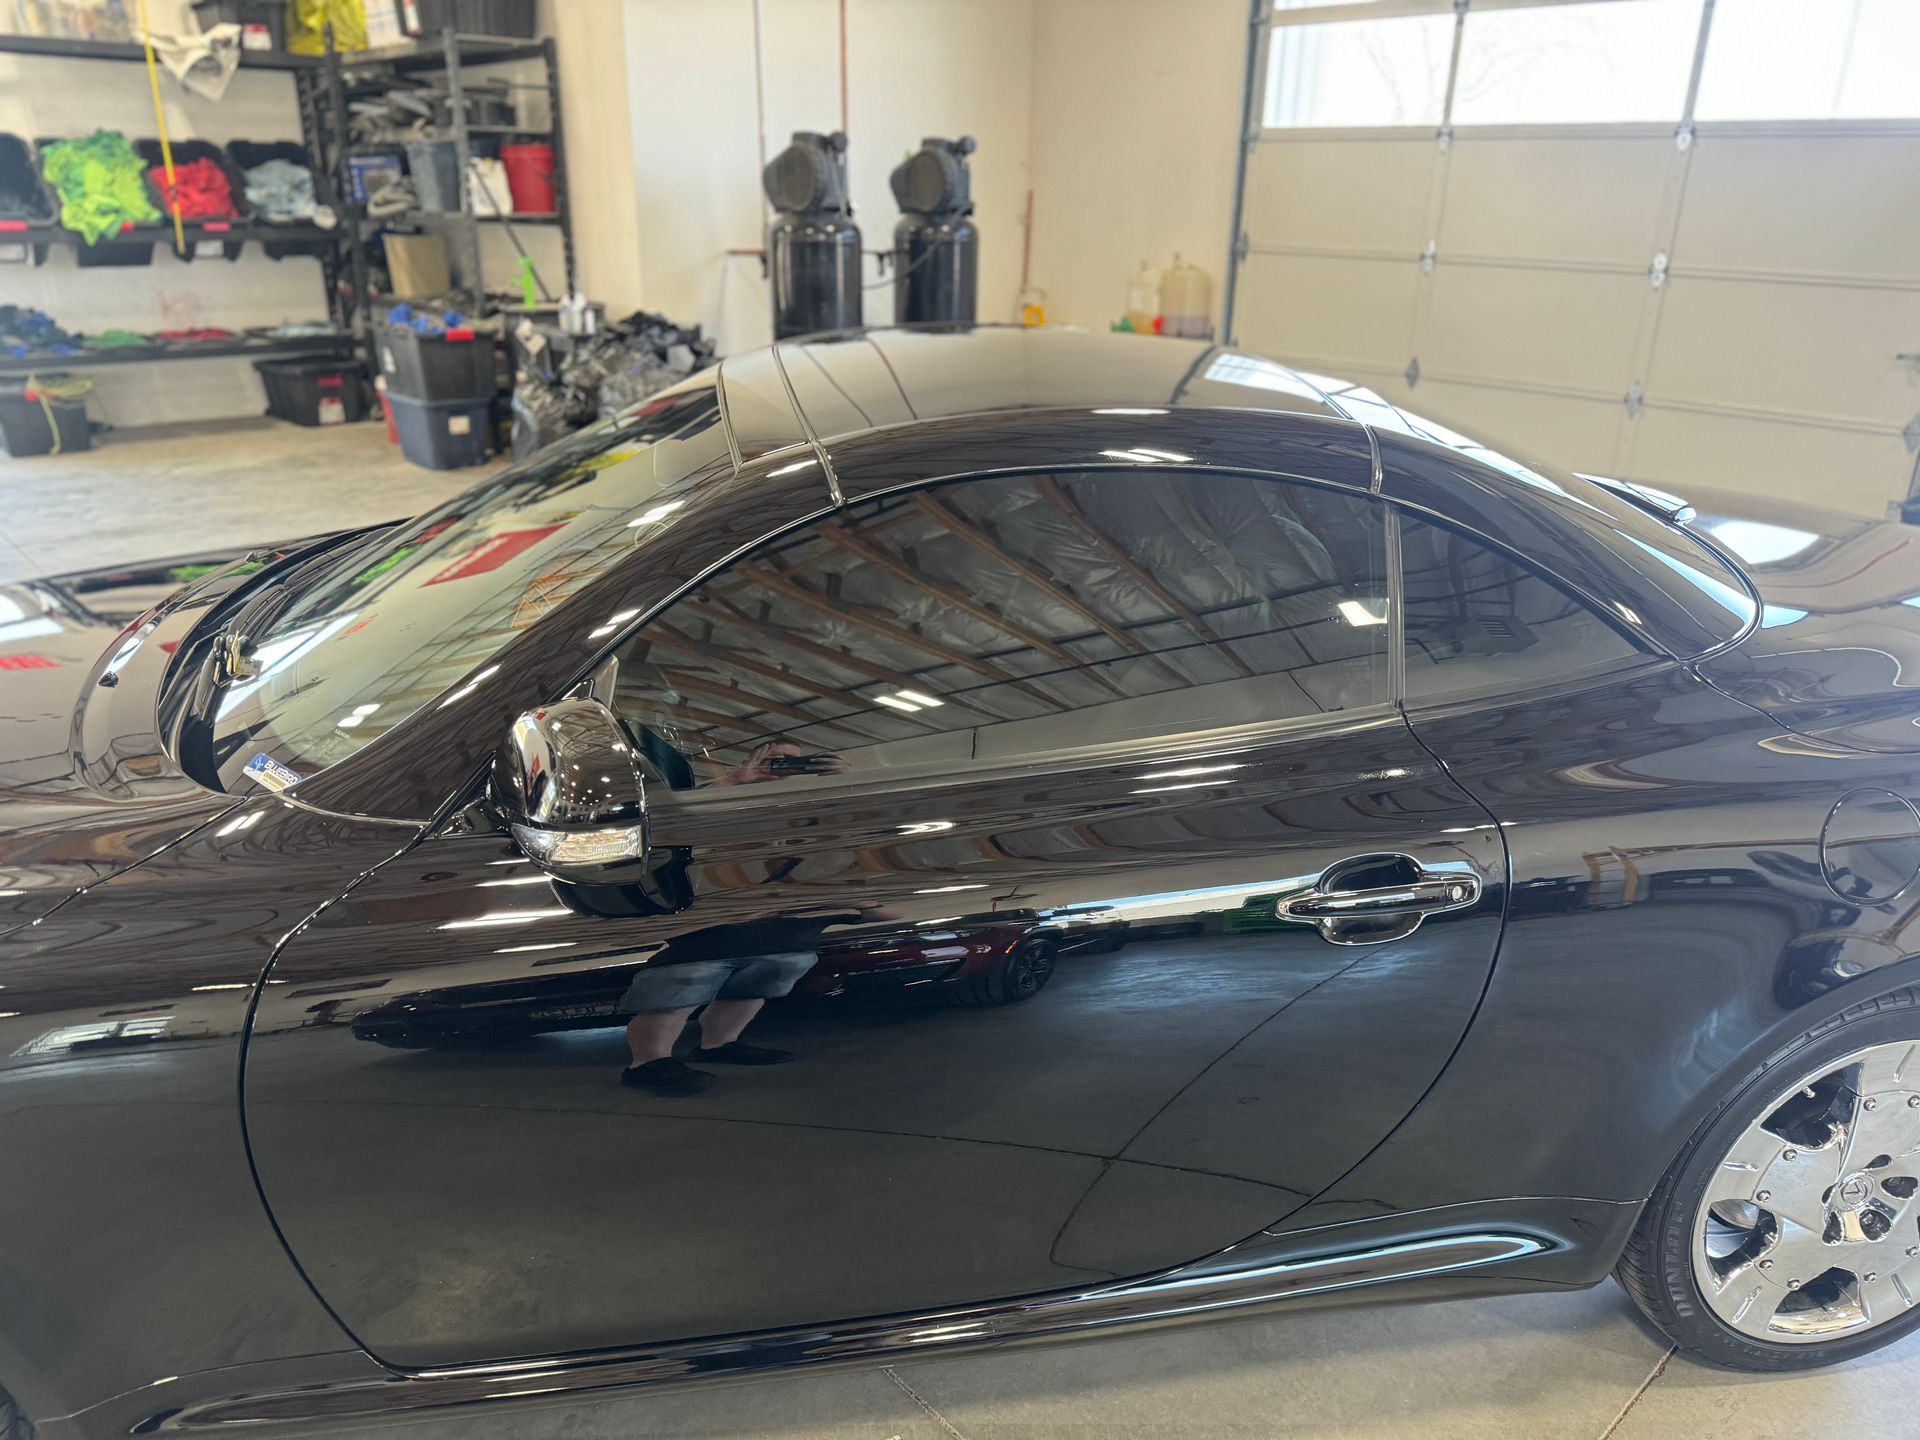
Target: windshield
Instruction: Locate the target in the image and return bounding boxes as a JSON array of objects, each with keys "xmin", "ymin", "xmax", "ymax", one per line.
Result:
[{"xmin": 197, "ymin": 375, "xmax": 734, "ymax": 793}]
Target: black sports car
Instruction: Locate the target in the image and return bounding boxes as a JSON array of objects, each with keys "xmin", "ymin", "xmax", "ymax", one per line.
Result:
[{"xmin": 7, "ymin": 326, "xmax": 1920, "ymax": 1437}]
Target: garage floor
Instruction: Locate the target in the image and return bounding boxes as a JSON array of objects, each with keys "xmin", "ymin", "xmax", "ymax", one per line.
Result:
[
  {"xmin": 6, "ymin": 422, "xmax": 1920, "ymax": 1437},
  {"xmin": 0, "ymin": 417, "xmax": 499, "ymax": 584}
]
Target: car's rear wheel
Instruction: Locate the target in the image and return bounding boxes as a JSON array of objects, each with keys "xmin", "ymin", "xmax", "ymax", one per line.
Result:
[
  {"xmin": 1617, "ymin": 988, "xmax": 1920, "ymax": 1369},
  {"xmin": 947, "ymin": 940, "xmax": 1058, "ymax": 1007}
]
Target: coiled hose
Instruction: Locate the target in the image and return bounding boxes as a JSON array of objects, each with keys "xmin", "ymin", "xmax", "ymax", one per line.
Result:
[{"xmin": 22, "ymin": 372, "xmax": 93, "ymax": 455}]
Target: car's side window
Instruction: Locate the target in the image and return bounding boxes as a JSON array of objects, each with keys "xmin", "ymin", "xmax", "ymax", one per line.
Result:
[
  {"xmin": 605, "ymin": 469, "xmax": 1389, "ymax": 791},
  {"xmin": 1400, "ymin": 510, "xmax": 1649, "ymax": 703}
]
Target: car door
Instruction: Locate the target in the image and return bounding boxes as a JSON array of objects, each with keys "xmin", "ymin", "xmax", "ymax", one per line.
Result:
[{"xmin": 243, "ymin": 464, "xmax": 1509, "ymax": 1369}]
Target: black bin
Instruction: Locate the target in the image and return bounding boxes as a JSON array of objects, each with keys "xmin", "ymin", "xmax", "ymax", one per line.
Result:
[
  {"xmin": 228, "ymin": 138, "xmax": 328, "ymax": 260},
  {"xmin": 134, "ymin": 138, "xmax": 250, "ymax": 261},
  {"xmin": 470, "ymin": 0, "xmax": 537, "ymax": 37},
  {"xmin": 0, "ymin": 377, "xmax": 91, "ymax": 457},
  {"xmin": 380, "ymin": 325, "xmax": 496, "ymax": 401},
  {"xmin": 36, "ymin": 136, "xmax": 154, "ymax": 267},
  {"xmin": 0, "ymin": 132, "xmax": 55, "ymax": 267},
  {"xmin": 409, "ymin": 0, "xmax": 535, "ymax": 37},
  {"xmin": 390, "ymin": 392, "xmax": 490, "ymax": 469},
  {"xmin": 191, "ymin": 0, "xmax": 290, "ymax": 52},
  {"xmin": 0, "ymin": 134, "xmax": 54, "ymax": 222},
  {"xmin": 255, "ymin": 357, "xmax": 372, "ymax": 427}
]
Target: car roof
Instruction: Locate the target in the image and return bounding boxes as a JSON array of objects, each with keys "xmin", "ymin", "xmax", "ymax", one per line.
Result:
[
  {"xmin": 716, "ymin": 325, "xmax": 1353, "ymax": 463},
  {"xmin": 298, "ymin": 326, "xmax": 1759, "ymax": 823},
  {"xmin": 717, "ymin": 325, "xmax": 1639, "ymax": 501}
]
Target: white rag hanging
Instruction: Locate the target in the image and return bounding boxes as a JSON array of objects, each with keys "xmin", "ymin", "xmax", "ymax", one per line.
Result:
[{"xmin": 146, "ymin": 25, "xmax": 244, "ymax": 102}]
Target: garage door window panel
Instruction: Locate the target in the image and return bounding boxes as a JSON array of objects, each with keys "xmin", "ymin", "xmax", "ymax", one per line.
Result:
[
  {"xmin": 1264, "ymin": 12, "xmax": 1457, "ymax": 129},
  {"xmin": 1695, "ymin": 0, "xmax": 1920, "ymax": 121},
  {"xmin": 1450, "ymin": 0, "xmax": 1705, "ymax": 127},
  {"xmin": 608, "ymin": 471, "xmax": 1390, "ymax": 788}
]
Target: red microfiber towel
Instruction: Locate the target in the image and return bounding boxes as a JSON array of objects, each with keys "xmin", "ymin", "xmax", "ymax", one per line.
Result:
[{"xmin": 148, "ymin": 158, "xmax": 237, "ymax": 219}]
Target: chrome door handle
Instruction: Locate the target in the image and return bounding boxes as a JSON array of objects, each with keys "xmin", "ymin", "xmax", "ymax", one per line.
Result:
[{"xmin": 1276, "ymin": 856, "xmax": 1481, "ymax": 946}]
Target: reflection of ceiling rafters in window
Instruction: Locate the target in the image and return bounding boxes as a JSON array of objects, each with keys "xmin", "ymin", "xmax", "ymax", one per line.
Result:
[
  {"xmin": 673, "ymin": 599, "xmax": 1354, "ymax": 756},
  {"xmin": 1034, "ymin": 475, "xmax": 1259, "ymax": 680},
  {"xmin": 651, "ymin": 670, "xmax": 884, "ymax": 745},
  {"xmin": 812, "ymin": 519, "xmax": 1131, "ymax": 704},
  {"xmin": 727, "ymin": 559, "xmax": 1067, "ymax": 710},
  {"xmin": 644, "ymin": 626, "xmax": 949, "ymax": 732},
  {"xmin": 909, "ymin": 492, "xmax": 1194, "ymax": 690},
  {"xmin": 700, "ymin": 592, "xmax": 972, "ymax": 700}
]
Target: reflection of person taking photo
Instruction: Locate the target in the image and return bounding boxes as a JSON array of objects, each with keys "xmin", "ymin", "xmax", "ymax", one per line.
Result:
[
  {"xmin": 618, "ymin": 899, "xmax": 890, "ymax": 1097},
  {"xmin": 615, "ymin": 730, "xmax": 882, "ymax": 1097}
]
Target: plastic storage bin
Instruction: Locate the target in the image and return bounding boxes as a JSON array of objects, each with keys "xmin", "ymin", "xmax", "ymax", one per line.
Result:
[
  {"xmin": 389, "ymin": 391, "xmax": 491, "ymax": 469},
  {"xmin": 0, "ymin": 134, "xmax": 55, "ymax": 222},
  {"xmin": 380, "ymin": 325, "xmax": 495, "ymax": 401},
  {"xmin": 227, "ymin": 138, "xmax": 328, "ymax": 260},
  {"xmin": 36, "ymin": 135, "xmax": 154, "ymax": 268},
  {"xmin": 408, "ymin": 0, "xmax": 534, "ymax": 37},
  {"xmin": 0, "ymin": 132, "xmax": 55, "ymax": 265},
  {"xmin": 134, "ymin": 138, "xmax": 250, "ymax": 261},
  {"xmin": 191, "ymin": 0, "xmax": 290, "ymax": 51},
  {"xmin": 404, "ymin": 139, "xmax": 460, "ymax": 213},
  {"xmin": 0, "ymin": 377, "xmax": 90, "ymax": 456},
  {"xmin": 254, "ymin": 358, "xmax": 371, "ymax": 427}
]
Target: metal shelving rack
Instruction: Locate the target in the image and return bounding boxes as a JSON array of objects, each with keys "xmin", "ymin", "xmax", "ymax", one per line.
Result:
[
  {"xmin": 332, "ymin": 30, "xmax": 576, "ymax": 316},
  {"xmin": 0, "ymin": 30, "xmax": 371, "ymax": 375}
]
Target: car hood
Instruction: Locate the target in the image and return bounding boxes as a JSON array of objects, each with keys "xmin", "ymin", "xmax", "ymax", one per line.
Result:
[
  {"xmin": 1681, "ymin": 486, "xmax": 1920, "ymax": 753},
  {"xmin": 0, "ymin": 548, "xmax": 281, "ymax": 933}
]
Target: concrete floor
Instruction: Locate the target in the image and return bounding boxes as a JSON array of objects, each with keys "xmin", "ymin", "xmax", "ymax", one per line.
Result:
[
  {"xmin": 0, "ymin": 416, "xmax": 496, "ymax": 584},
  {"xmin": 7, "ymin": 419, "xmax": 1920, "ymax": 1437}
]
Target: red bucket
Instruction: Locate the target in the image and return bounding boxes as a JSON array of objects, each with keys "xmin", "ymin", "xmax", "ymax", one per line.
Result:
[
  {"xmin": 500, "ymin": 142, "xmax": 556, "ymax": 215},
  {"xmin": 375, "ymin": 375, "xmax": 397, "ymax": 444}
]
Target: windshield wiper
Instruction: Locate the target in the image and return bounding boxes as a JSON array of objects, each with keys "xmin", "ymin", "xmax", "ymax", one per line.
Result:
[
  {"xmin": 200, "ymin": 526, "xmax": 393, "ymax": 690},
  {"xmin": 210, "ymin": 583, "xmax": 297, "ymax": 688}
]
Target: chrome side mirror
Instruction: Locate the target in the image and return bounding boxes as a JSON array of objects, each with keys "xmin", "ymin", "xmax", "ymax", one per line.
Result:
[{"xmin": 493, "ymin": 698, "xmax": 650, "ymax": 882}]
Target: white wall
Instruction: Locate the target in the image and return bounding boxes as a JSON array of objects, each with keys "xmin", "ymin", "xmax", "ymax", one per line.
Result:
[
  {"xmin": 1025, "ymin": 0, "xmax": 1243, "ymax": 337},
  {"xmin": 538, "ymin": 0, "xmax": 643, "ymax": 313},
  {"xmin": 619, "ymin": 0, "xmax": 1034, "ymax": 355},
  {"xmin": 607, "ymin": 0, "xmax": 1243, "ymax": 351}
]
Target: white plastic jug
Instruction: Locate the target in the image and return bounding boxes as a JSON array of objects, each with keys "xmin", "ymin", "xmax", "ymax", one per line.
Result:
[
  {"xmin": 1161, "ymin": 254, "xmax": 1213, "ymax": 339},
  {"xmin": 1125, "ymin": 260, "xmax": 1160, "ymax": 333}
]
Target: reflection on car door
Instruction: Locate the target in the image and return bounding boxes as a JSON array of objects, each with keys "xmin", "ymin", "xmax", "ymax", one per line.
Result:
[
  {"xmin": 245, "ymin": 721, "xmax": 1504, "ymax": 1367},
  {"xmin": 242, "ymin": 467, "xmax": 1509, "ymax": 1368}
]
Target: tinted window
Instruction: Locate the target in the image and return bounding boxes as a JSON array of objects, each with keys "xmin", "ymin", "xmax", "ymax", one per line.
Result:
[
  {"xmin": 200, "ymin": 374, "xmax": 733, "ymax": 792},
  {"xmin": 1401, "ymin": 512, "xmax": 1646, "ymax": 702},
  {"xmin": 608, "ymin": 470, "xmax": 1388, "ymax": 789}
]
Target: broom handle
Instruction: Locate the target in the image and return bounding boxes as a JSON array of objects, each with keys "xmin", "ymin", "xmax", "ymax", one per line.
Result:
[{"xmin": 136, "ymin": 0, "xmax": 187, "ymax": 254}]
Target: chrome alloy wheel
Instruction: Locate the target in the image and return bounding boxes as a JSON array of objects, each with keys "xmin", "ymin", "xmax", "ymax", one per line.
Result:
[{"xmin": 1692, "ymin": 1041, "xmax": 1920, "ymax": 1341}]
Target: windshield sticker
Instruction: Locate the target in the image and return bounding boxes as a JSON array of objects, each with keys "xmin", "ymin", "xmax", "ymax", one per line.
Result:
[{"xmin": 244, "ymin": 753, "xmax": 304, "ymax": 793}]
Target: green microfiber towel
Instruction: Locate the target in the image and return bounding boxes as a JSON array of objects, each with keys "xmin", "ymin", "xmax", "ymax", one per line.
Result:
[
  {"xmin": 82, "ymin": 328, "xmax": 150, "ymax": 349},
  {"xmin": 42, "ymin": 131, "xmax": 161, "ymax": 245}
]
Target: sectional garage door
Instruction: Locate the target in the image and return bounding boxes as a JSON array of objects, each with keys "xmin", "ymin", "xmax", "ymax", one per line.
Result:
[{"xmin": 1228, "ymin": 0, "xmax": 1920, "ymax": 519}]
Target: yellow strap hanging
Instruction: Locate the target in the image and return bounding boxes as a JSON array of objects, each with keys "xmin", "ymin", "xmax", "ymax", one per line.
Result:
[{"xmin": 136, "ymin": 0, "xmax": 187, "ymax": 255}]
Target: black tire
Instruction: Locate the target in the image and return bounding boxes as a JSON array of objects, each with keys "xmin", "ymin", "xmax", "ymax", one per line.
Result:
[
  {"xmin": 1615, "ymin": 985, "xmax": 1920, "ymax": 1370},
  {"xmin": 0, "ymin": 1382, "xmax": 36, "ymax": 1440},
  {"xmin": 946, "ymin": 940, "xmax": 1057, "ymax": 1007}
]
